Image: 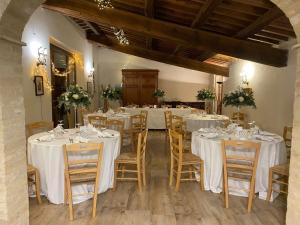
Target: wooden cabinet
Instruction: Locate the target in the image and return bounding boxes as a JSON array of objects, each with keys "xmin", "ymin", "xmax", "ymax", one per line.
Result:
[{"xmin": 122, "ymin": 69, "xmax": 158, "ymax": 106}]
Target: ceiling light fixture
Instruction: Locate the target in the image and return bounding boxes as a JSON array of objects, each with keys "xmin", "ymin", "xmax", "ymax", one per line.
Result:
[
  {"xmin": 111, "ymin": 27, "xmax": 129, "ymax": 45},
  {"xmin": 94, "ymin": 0, "xmax": 113, "ymax": 10}
]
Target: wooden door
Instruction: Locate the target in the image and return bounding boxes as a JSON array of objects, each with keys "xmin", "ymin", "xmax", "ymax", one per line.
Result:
[{"xmin": 122, "ymin": 69, "xmax": 158, "ymax": 106}]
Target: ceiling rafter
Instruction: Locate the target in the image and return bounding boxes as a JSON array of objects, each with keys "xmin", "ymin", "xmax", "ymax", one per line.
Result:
[
  {"xmin": 87, "ymin": 33, "xmax": 229, "ymax": 76},
  {"xmin": 145, "ymin": 0, "xmax": 154, "ymax": 49}
]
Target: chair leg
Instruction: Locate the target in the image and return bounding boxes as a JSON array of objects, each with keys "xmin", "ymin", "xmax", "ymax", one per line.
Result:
[
  {"xmin": 66, "ymin": 176, "xmax": 74, "ymax": 221},
  {"xmin": 137, "ymin": 163, "xmax": 143, "ymax": 192},
  {"xmin": 92, "ymin": 178, "xmax": 100, "ymax": 218},
  {"xmin": 35, "ymin": 170, "xmax": 42, "ymax": 204},
  {"xmin": 266, "ymin": 169, "xmax": 273, "ymax": 202},
  {"xmin": 200, "ymin": 162, "xmax": 204, "ymax": 191},
  {"xmin": 175, "ymin": 163, "xmax": 182, "ymax": 192},
  {"xmin": 224, "ymin": 170, "xmax": 229, "ymax": 209},
  {"xmin": 169, "ymin": 155, "xmax": 174, "ymax": 186},
  {"xmin": 64, "ymin": 176, "xmax": 67, "ymax": 205},
  {"xmin": 113, "ymin": 162, "xmax": 118, "ymax": 191},
  {"xmin": 247, "ymin": 177, "xmax": 256, "ymax": 213},
  {"xmin": 142, "ymin": 156, "xmax": 146, "ymax": 186}
]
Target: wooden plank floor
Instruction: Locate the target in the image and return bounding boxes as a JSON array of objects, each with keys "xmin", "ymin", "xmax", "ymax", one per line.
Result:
[{"xmin": 29, "ymin": 131, "xmax": 287, "ymax": 225}]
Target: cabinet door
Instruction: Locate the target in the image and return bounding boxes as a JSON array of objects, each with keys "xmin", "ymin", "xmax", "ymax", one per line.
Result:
[
  {"xmin": 122, "ymin": 73, "xmax": 140, "ymax": 106},
  {"xmin": 140, "ymin": 73, "xmax": 157, "ymax": 105}
]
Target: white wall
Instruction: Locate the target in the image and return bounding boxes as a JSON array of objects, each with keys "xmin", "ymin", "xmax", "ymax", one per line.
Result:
[
  {"xmin": 223, "ymin": 42, "xmax": 297, "ymax": 135},
  {"xmin": 22, "ymin": 7, "xmax": 96, "ymax": 123},
  {"xmin": 95, "ymin": 48, "xmax": 212, "ymax": 102}
]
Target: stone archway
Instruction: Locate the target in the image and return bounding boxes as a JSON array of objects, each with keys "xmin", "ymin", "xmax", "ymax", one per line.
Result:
[{"xmin": 0, "ymin": 0, "xmax": 300, "ymax": 224}]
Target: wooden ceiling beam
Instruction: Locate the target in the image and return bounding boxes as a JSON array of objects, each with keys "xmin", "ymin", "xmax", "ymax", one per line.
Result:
[
  {"xmin": 234, "ymin": 6, "xmax": 283, "ymax": 39},
  {"xmin": 173, "ymin": 0, "xmax": 223, "ymax": 55},
  {"xmin": 87, "ymin": 33, "xmax": 229, "ymax": 76},
  {"xmin": 43, "ymin": 0, "xmax": 288, "ymax": 67},
  {"xmin": 145, "ymin": 0, "xmax": 154, "ymax": 49}
]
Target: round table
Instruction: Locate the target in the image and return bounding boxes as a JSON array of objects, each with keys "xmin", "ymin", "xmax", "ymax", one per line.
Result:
[
  {"xmin": 27, "ymin": 129, "xmax": 121, "ymax": 204},
  {"xmin": 184, "ymin": 114, "xmax": 229, "ymax": 132},
  {"xmin": 84, "ymin": 112, "xmax": 131, "ymax": 129},
  {"xmin": 191, "ymin": 130, "xmax": 287, "ymax": 200}
]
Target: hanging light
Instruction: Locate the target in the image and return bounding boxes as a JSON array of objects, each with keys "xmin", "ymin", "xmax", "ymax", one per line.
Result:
[
  {"xmin": 111, "ymin": 27, "xmax": 129, "ymax": 45},
  {"xmin": 94, "ymin": 0, "xmax": 113, "ymax": 10}
]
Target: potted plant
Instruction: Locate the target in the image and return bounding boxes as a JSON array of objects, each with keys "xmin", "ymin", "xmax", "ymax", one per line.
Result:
[
  {"xmin": 58, "ymin": 84, "xmax": 91, "ymax": 127},
  {"xmin": 100, "ymin": 85, "xmax": 123, "ymax": 112},
  {"xmin": 196, "ymin": 89, "xmax": 216, "ymax": 113},
  {"xmin": 153, "ymin": 88, "xmax": 165, "ymax": 106}
]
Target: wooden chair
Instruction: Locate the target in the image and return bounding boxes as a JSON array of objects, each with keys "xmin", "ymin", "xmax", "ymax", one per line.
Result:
[
  {"xmin": 27, "ymin": 164, "xmax": 42, "ymax": 204},
  {"xmin": 107, "ymin": 119, "xmax": 124, "ymax": 146},
  {"xmin": 171, "ymin": 115, "xmax": 191, "ymax": 151},
  {"xmin": 88, "ymin": 115, "xmax": 107, "ymax": 128},
  {"xmin": 168, "ymin": 129, "xmax": 204, "ymax": 192},
  {"xmin": 164, "ymin": 111, "xmax": 172, "ymax": 140},
  {"xmin": 26, "ymin": 121, "xmax": 53, "ymax": 204},
  {"xmin": 222, "ymin": 140, "xmax": 261, "ymax": 213},
  {"xmin": 79, "ymin": 108, "xmax": 89, "ymax": 125},
  {"xmin": 283, "ymin": 126, "xmax": 292, "ymax": 158},
  {"xmin": 63, "ymin": 143, "xmax": 104, "ymax": 220},
  {"xmin": 26, "ymin": 121, "xmax": 54, "ymax": 137},
  {"xmin": 266, "ymin": 164, "xmax": 289, "ymax": 202},
  {"xmin": 113, "ymin": 129, "xmax": 148, "ymax": 192},
  {"xmin": 140, "ymin": 110, "xmax": 148, "ymax": 129}
]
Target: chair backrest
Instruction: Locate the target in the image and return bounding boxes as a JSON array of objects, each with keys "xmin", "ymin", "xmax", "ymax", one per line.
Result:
[
  {"xmin": 283, "ymin": 126, "xmax": 292, "ymax": 145},
  {"xmin": 168, "ymin": 129, "xmax": 183, "ymax": 161},
  {"xmin": 136, "ymin": 129, "xmax": 148, "ymax": 161},
  {"xmin": 171, "ymin": 115, "xmax": 184, "ymax": 133},
  {"xmin": 140, "ymin": 110, "xmax": 148, "ymax": 129},
  {"xmin": 222, "ymin": 140, "xmax": 260, "ymax": 180},
  {"xmin": 107, "ymin": 119, "xmax": 124, "ymax": 135},
  {"xmin": 63, "ymin": 143, "xmax": 103, "ymax": 177},
  {"xmin": 164, "ymin": 111, "xmax": 172, "ymax": 129},
  {"xmin": 88, "ymin": 115, "xmax": 107, "ymax": 128},
  {"xmin": 130, "ymin": 114, "xmax": 144, "ymax": 131},
  {"xmin": 232, "ymin": 112, "xmax": 245, "ymax": 121},
  {"xmin": 26, "ymin": 121, "xmax": 54, "ymax": 137}
]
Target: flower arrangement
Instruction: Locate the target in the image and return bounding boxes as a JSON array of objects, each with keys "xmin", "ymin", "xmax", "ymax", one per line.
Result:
[
  {"xmin": 58, "ymin": 84, "xmax": 91, "ymax": 111},
  {"xmin": 223, "ymin": 87, "xmax": 256, "ymax": 108},
  {"xmin": 153, "ymin": 88, "xmax": 165, "ymax": 98},
  {"xmin": 101, "ymin": 85, "xmax": 122, "ymax": 101},
  {"xmin": 196, "ymin": 89, "xmax": 215, "ymax": 101}
]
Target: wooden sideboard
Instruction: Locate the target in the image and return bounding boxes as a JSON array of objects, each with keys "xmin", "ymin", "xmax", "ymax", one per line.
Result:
[{"xmin": 122, "ymin": 69, "xmax": 158, "ymax": 106}]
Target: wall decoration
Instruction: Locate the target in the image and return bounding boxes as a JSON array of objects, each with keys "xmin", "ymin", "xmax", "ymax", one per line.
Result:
[{"xmin": 34, "ymin": 75, "xmax": 44, "ymax": 96}]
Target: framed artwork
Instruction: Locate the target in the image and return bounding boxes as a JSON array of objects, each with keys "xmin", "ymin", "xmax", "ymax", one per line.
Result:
[{"xmin": 34, "ymin": 76, "xmax": 44, "ymax": 96}]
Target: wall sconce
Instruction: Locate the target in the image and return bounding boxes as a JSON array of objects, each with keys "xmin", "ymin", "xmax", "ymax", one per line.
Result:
[
  {"xmin": 240, "ymin": 63, "xmax": 254, "ymax": 87},
  {"xmin": 87, "ymin": 68, "xmax": 95, "ymax": 97},
  {"xmin": 240, "ymin": 71, "xmax": 249, "ymax": 86},
  {"xmin": 37, "ymin": 47, "xmax": 48, "ymax": 66}
]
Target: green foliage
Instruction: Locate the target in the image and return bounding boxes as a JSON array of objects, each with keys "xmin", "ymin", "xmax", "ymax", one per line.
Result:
[
  {"xmin": 58, "ymin": 84, "xmax": 91, "ymax": 111},
  {"xmin": 101, "ymin": 85, "xmax": 122, "ymax": 101},
  {"xmin": 153, "ymin": 89, "xmax": 165, "ymax": 98},
  {"xmin": 196, "ymin": 89, "xmax": 215, "ymax": 101},
  {"xmin": 223, "ymin": 87, "xmax": 256, "ymax": 108}
]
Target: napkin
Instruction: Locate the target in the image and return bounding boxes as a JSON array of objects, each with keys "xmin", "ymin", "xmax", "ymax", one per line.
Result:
[
  {"xmin": 53, "ymin": 125, "xmax": 64, "ymax": 134},
  {"xmin": 253, "ymin": 135, "xmax": 276, "ymax": 142},
  {"xmin": 74, "ymin": 136, "xmax": 89, "ymax": 143}
]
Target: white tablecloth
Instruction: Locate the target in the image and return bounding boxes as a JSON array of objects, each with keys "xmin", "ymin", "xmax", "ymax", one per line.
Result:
[
  {"xmin": 27, "ymin": 129, "xmax": 120, "ymax": 204},
  {"xmin": 84, "ymin": 112, "xmax": 131, "ymax": 129},
  {"xmin": 191, "ymin": 131, "xmax": 287, "ymax": 200},
  {"xmin": 184, "ymin": 114, "xmax": 229, "ymax": 132},
  {"xmin": 124, "ymin": 107, "xmax": 192, "ymax": 129}
]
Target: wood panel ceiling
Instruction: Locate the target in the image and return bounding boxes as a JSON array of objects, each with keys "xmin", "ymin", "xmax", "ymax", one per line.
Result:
[{"xmin": 43, "ymin": 0, "xmax": 295, "ymax": 76}]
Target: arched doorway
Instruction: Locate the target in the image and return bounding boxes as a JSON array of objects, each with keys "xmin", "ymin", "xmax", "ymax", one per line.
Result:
[{"xmin": 0, "ymin": 0, "xmax": 299, "ymax": 224}]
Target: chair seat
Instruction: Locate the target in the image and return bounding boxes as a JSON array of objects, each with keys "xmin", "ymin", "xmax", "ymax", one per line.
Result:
[
  {"xmin": 182, "ymin": 153, "xmax": 202, "ymax": 164},
  {"xmin": 27, "ymin": 164, "xmax": 37, "ymax": 174},
  {"xmin": 271, "ymin": 163, "xmax": 289, "ymax": 176},
  {"xmin": 115, "ymin": 152, "xmax": 137, "ymax": 163}
]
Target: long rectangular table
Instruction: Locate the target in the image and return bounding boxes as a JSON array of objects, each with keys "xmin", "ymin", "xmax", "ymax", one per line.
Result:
[{"xmin": 123, "ymin": 107, "xmax": 192, "ymax": 129}]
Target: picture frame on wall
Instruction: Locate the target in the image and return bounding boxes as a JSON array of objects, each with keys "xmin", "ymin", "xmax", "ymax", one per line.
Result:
[{"xmin": 34, "ymin": 75, "xmax": 44, "ymax": 96}]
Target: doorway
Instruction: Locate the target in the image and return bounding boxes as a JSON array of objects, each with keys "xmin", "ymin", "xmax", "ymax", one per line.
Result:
[{"xmin": 50, "ymin": 44, "xmax": 76, "ymax": 127}]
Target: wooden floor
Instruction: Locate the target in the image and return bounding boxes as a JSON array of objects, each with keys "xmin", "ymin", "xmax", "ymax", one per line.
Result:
[{"xmin": 29, "ymin": 131, "xmax": 287, "ymax": 225}]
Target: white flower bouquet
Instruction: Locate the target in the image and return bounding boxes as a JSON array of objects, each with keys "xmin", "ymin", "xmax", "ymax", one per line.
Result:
[
  {"xmin": 223, "ymin": 87, "xmax": 256, "ymax": 108},
  {"xmin": 58, "ymin": 84, "xmax": 91, "ymax": 111},
  {"xmin": 196, "ymin": 89, "xmax": 215, "ymax": 101}
]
